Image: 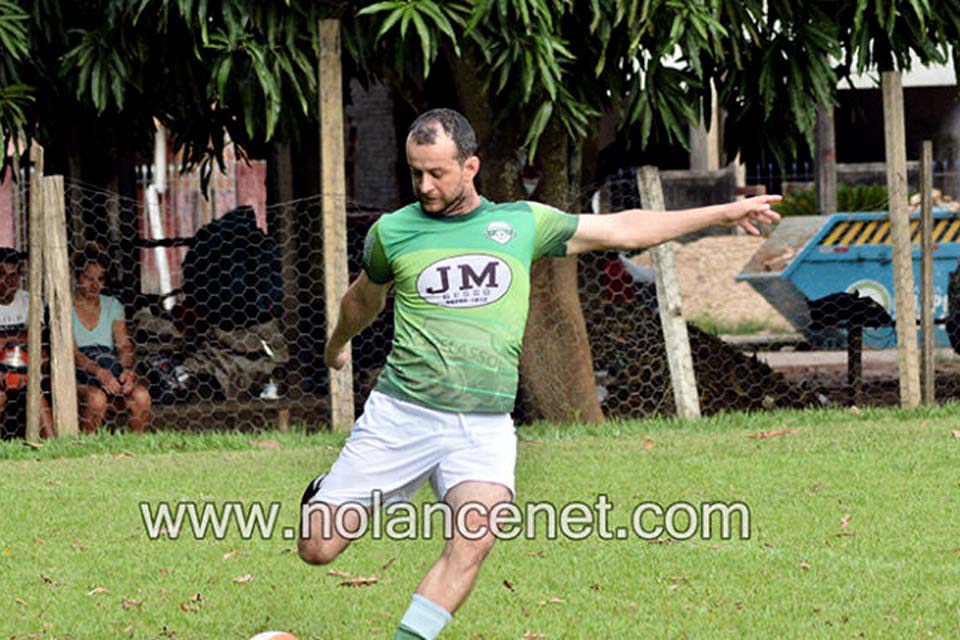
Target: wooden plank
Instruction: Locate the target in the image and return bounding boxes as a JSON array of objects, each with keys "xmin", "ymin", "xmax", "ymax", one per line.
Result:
[
  {"xmin": 689, "ymin": 83, "xmax": 720, "ymax": 171},
  {"xmin": 42, "ymin": 176, "xmax": 79, "ymax": 436},
  {"xmin": 815, "ymin": 104, "xmax": 837, "ymax": 215},
  {"xmin": 636, "ymin": 166, "xmax": 701, "ymax": 419},
  {"xmin": 920, "ymin": 140, "xmax": 935, "ymax": 405},
  {"xmin": 274, "ymin": 142, "xmax": 303, "ymax": 401},
  {"xmin": 881, "ymin": 70, "xmax": 921, "ymax": 409},
  {"xmin": 319, "ymin": 19, "xmax": 354, "ymax": 430},
  {"xmin": 25, "ymin": 146, "xmax": 44, "ymax": 442}
]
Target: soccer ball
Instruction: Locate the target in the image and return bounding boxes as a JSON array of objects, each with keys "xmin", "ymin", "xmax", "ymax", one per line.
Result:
[{"xmin": 249, "ymin": 633, "xmax": 298, "ymax": 640}]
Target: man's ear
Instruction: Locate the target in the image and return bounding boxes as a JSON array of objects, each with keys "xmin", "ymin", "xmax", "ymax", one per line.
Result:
[{"xmin": 463, "ymin": 155, "xmax": 480, "ymax": 180}]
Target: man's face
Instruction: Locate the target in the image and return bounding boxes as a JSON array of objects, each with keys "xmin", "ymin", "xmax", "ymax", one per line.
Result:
[
  {"xmin": 405, "ymin": 128, "xmax": 478, "ymax": 216},
  {"xmin": 0, "ymin": 261, "xmax": 22, "ymax": 298}
]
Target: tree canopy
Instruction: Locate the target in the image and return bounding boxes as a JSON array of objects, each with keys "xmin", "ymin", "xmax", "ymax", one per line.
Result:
[
  {"xmin": 2, "ymin": 0, "xmax": 960, "ymax": 179},
  {"xmin": 0, "ymin": 0, "xmax": 324, "ymax": 179}
]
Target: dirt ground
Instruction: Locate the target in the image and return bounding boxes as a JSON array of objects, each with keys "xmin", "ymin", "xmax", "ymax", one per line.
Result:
[{"xmin": 633, "ymin": 234, "xmax": 793, "ymax": 332}]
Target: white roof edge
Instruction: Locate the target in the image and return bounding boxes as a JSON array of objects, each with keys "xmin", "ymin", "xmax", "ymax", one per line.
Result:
[{"xmin": 842, "ymin": 49, "xmax": 956, "ymax": 89}]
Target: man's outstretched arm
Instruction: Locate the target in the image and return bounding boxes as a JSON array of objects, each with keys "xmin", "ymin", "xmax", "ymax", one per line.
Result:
[
  {"xmin": 565, "ymin": 195, "xmax": 782, "ymax": 255},
  {"xmin": 324, "ymin": 272, "xmax": 392, "ymax": 370}
]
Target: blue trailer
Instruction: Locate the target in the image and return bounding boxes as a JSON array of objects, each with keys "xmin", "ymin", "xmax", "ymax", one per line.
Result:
[{"xmin": 736, "ymin": 210, "xmax": 960, "ymax": 348}]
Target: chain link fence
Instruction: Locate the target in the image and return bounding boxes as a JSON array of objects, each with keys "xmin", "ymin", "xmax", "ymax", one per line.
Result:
[{"xmin": 3, "ymin": 163, "xmax": 960, "ymax": 438}]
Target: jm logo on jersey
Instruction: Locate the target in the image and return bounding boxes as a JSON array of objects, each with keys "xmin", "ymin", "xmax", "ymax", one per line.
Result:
[{"xmin": 417, "ymin": 254, "xmax": 513, "ymax": 308}]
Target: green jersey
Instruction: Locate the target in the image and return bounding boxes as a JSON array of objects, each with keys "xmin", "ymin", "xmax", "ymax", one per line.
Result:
[{"xmin": 362, "ymin": 197, "xmax": 579, "ymax": 414}]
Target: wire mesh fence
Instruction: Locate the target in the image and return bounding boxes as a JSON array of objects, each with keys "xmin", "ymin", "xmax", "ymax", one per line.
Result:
[{"xmin": 3, "ymin": 162, "xmax": 960, "ymax": 439}]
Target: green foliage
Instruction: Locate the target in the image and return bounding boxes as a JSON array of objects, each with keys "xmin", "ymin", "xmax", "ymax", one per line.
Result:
[
  {"xmin": 773, "ymin": 183, "xmax": 889, "ymax": 216},
  {"xmin": 773, "ymin": 188, "xmax": 817, "ymax": 217},
  {"xmin": 0, "ymin": 0, "xmax": 31, "ymax": 160},
  {"xmin": 0, "ymin": 0, "xmax": 331, "ymax": 180},
  {"xmin": 351, "ymin": 0, "xmax": 839, "ymax": 164},
  {"xmin": 3, "ymin": 0, "xmax": 960, "ymax": 179},
  {"xmin": 689, "ymin": 312, "xmax": 787, "ymax": 336},
  {"xmin": 838, "ymin": 0, "xmax": 960, "ymax": 75}
]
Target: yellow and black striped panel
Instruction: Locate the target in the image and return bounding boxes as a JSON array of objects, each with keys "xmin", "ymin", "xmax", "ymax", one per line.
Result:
[{"xmin": 820, "ymin": 218, "xmax": 960, "ymax": 245}]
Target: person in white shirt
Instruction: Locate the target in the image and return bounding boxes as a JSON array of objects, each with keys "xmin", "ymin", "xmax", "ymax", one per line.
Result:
[{"xmin": 0, "ymin": 248, "xmax": 54, "ymax": 438}]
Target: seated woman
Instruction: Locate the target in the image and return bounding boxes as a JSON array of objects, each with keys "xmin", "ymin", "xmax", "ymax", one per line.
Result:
[{"xmin": 72, "ymin": 245, "xmax": 151, "ymax": 433}]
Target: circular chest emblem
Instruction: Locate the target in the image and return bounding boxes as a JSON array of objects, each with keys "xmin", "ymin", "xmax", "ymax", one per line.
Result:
[
  {"xmin": 486, "ymin": 221, "xmax": 516, "ymax": 245},
  {"xmin": 416, "ymin": 254, "xmax": 513, "ymax": 308}
]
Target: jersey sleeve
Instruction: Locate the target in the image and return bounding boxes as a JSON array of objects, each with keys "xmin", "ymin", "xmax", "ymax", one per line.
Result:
[
  {"xmin": 362, "ymin": 219, "xmax": 394, "ymax": 284},
  {"xmin": 529, "ymin": 202, "xmax": 580, "ymax": 259}
]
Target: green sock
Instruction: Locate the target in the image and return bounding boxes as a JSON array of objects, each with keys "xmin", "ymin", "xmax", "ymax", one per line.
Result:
[{"xmin": 394, "ymin": 624, "xmax": 427, "ymax": 640}]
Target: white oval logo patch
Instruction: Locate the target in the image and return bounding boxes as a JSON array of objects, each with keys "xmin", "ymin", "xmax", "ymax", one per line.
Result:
[{"xmin": 416, "ymin": 254, "xmax": 513, "ymax": 308}]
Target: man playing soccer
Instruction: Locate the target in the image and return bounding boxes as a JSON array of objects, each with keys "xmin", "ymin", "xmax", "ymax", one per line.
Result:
[{"xmin": 298, "ymin": 108, "xmax": 780, "ymax": 639}]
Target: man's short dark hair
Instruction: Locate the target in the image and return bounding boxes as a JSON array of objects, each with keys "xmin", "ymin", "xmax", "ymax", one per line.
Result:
[{"xmin": 408, "ymin": 108, "xmax": 477, "ymax": 162}]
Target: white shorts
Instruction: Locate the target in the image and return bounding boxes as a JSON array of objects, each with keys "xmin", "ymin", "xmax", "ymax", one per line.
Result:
[{"xmin": 312, "ymin": 391, "xmax": 517, "ymax": 507}]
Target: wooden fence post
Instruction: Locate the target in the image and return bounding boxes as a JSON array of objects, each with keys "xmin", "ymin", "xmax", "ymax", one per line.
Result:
[
  {"xmin": 319, "ymin": 19, "xmax": 354, "ymax": 430},
  {"xmin": 42, "ymin": 176, "xmax": 79, "ymax": 436},
  {"xmin": 881, "ymin": 70, "xmax": 921, "ymax": 409},
  {"xmin": 815, "ymin": 104, "xmax": 837, "ymax": 215},
  {"xmin": 920, "ymin": 140, "xmax": 935, "ymax": 405},
  {"xmin": 25, "ymin": 146, "xmax": 44, "ymax": 441},
  {"xmin": 636, "ymin": 166, "xmax": 701, "ymax": 419}
]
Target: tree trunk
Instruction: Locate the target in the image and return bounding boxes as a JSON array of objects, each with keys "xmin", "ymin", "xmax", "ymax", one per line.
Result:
[
  {"xmin": 450, "ymin": 57, "xmax": 603, "ymax": 423},
  {"xmin": 518, "ymin": 118, "xmax": 603, "ymax": 423}
]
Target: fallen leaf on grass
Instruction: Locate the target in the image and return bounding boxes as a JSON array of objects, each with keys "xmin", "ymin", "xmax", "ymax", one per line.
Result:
[
  {"xmin": 87, "ymin": 587, "xmax": 110, "ymax": 595},
  {"xmin": 23, "ymin": 441, "xmax": 43, "ymax": 449},
  {"xmin": 158, "ymin": 568, "xmax": 170, "ymax": 576},
  {"xmin": 222, "ymin": 550, "xmax": 237, "ymax": 560},
  {"xmin": 121, "ymin": 598, "xmax": 142, "ymax": 610},
  {"xmin": 40, "ymin": 574, "xmax": 64, "ymax": 586},
  {"xmin": 113, "ymin": 451, "xmax": 135, "ymax": 459},
  {"xmin": 952, "ymin": 431, "xmax": 960, "ymax": 439},
  {"xmin": 180, "ymin": 602, "xmax": 198, "ymax": 613},
  {"xmin": 799, "ymin": 562, "xmax": 811, "ymax": 571},
  {"xmin": 590, "ymin": 583, "xmax": 601, "ymax": 591},
  {"xmin": 537, "ymin": 597, "xmax": 563, "ymax": 606},
  {"xmin": 381, "ymin": 558, "xmax": 396, "ymax": 571},
  {"xmin": 502, "ymin": 580, "xmax": 515, "ymax": 592},
  {"xmin": 525, "ymin": 551, "xmax": 546, "ymax": 558},
  {"xmin": 523, "ymin": 633, "xmax": 545, "ymax": 639},
  {"xmin": 745, "ymin": 428, "xmax": 798, "ymax": 439},
  {"xmin": 327, "ymin": 569, "xmax": 352, "ymax": 578},
  {"xmin": 850, "ymin": 406, "xmax": 861, "ymax": 415},
  {"xmin": 123, "ymin": 626, "xmax": 134, "ymax": 635},
  {"xmin": 15, "ymin": 598, "xmax": 27, "ymax": 606},
  {"xmin": 339, "ymin": 575, "xmax": 378, "ymax": 587},
  {"xmin": 231, "ymin": 574, "xmax": 253, "ymax": 584},
  {"xmin": 841, "ymin": 514, "xmax": 852, "ymax": 530},
  {"xmin": 251, "ymin": 439, "xmax": 281, "ymax": 449},
  {"xmin": 642, "ymin": 439, "xmax": 654, "ymax": 450},
  {"xmin": 189, "ymin": 593, "xmax": 205, "ymax": 603}
]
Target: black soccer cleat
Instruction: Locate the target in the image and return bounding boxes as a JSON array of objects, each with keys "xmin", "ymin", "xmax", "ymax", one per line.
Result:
[{"xmin": 300, "ymin": 473, "xmax": 327, "ymax": 507}]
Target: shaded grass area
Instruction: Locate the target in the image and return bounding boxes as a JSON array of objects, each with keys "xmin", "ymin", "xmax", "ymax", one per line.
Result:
[{"xmin": 1, "ymin": 404, "xmax": 959, "ymax": 638}]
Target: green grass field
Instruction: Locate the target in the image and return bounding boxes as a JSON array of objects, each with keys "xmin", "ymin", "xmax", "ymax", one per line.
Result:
[{"xmin": 1, "ymin": 405, "xmax": 959, "ymax": 639}]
